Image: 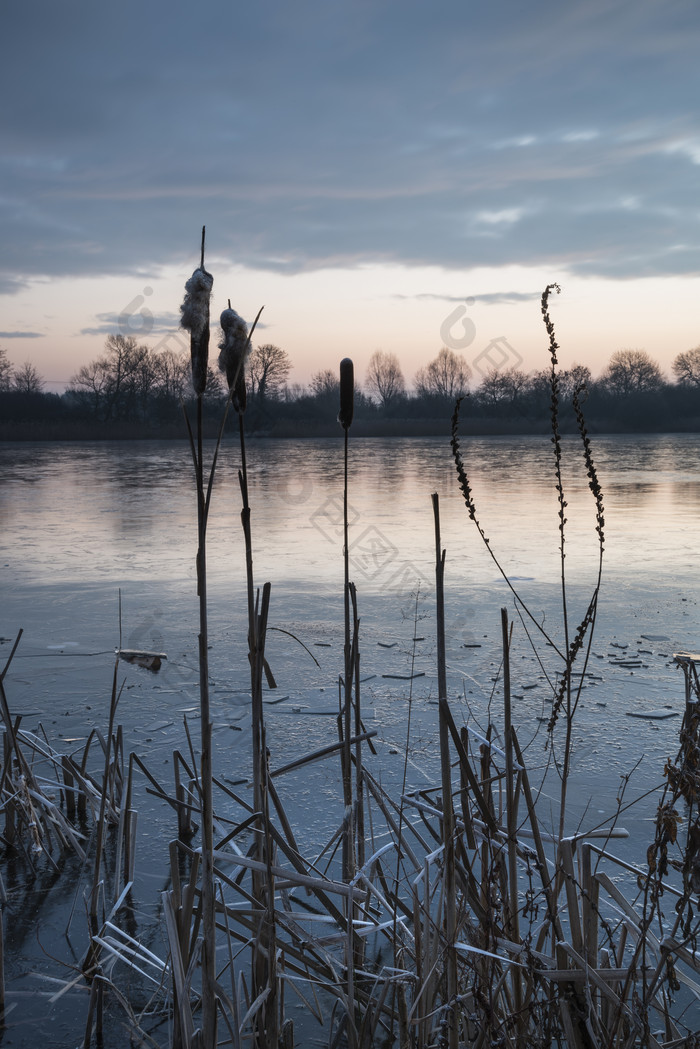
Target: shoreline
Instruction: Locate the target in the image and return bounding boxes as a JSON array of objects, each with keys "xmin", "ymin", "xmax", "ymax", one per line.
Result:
[{"xmin": 3, "ymin": 417, "xmax": 700, "ymax": 441}]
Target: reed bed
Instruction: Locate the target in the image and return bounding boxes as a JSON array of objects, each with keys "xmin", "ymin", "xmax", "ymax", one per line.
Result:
[{"xmin": 2, "ymin": 266, "xmax": 700, "ymax": 1048}]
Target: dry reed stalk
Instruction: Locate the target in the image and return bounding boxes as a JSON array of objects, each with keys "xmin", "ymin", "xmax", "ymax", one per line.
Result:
[
  {"xmin": 249, "ymin": 584, "xmax": 279, "ymax": 1049},
  {"xmin": 337, "ymin": 358, "xmax": 363, "ymax": 1047},
  {"xmin": 163, "ymin": 887, "xmax": 196, "ymax": 1049},
  {"xmin": 339, "ymin": 359, "xmax": 355, "ymax": 838},
  {"xmin": 83, "ymin": 657, "xmax": 124, "ymax": 982},
  {"xmin": 1, "ymin": 637, "xmax": 88, "ymax": 862},
  {"xmin": 270, "ymin": 731, "xmax": 377, "ymax": 779},
  {"xmin": 82, "ymin": 966, "xmax": 103, "ymax": 1049},
  {"xmin": 432, "ymin": 492, "xmax": 458, "ymax": 1049},
  {"xmin": 179, "ymin": 244, "xmax": 217, "ymax": 1042},
  {"xmin": 500, "ymin": 607, "xmax": 527, "ymax": 1044},
  {"xmin": 62, "ymin": 753, "xmax": 76, "ymax": 820},
  {"xmin": 0, "ymin": 907, "xmax": 4, "ymax": 1025},
  {"xmin": 111, "ymin": 747, "xmax": 134, "ymax": 902},
  {"xmin": 173, "ymin": 751, "xmax": 196, "ymax": 840},
  {"xmin": 350, "ymin": 583, "xmax": 365, "ymax": 875},
  {"xmin": 225, "ymin": 309, "xmax": 279, "ymax": 1046},
  {"xmin": 511, "ymin": 729, "xmax": 562, "ymax": 946},
  {"xmin": 364, "ymin": 773, "xmax": 425, "ymax": 868}
]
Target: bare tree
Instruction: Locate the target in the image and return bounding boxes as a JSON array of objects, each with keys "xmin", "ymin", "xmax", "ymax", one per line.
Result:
[
  {"xmin": 202, "ymin": 365, "xmax": 226, "ymax": 402},
  {"xmin": 478, "ymin": 366, "xmax": 529, "ymax": 407},
  {"xmin": 365, "ymin": 350, "xmax": 405, "ymax": 407},
  {"xmin": 601, "ymin": 349, "xmax": 662, "ymax": 396},
  {"xmin": 0, "ymin": 347, "xmax": 12, "ymax": 391},
  {"xmin": 415, "ymin": 347, "xmax": 471, "ymax": 399},
  {"xmin": 68, "ymin": 338, "xmax": 223, "ymax": 419},
  {"xmin": 309, "ymin": 369, "xmax": 339, "ymax": 398},
  {"xmin": 672, "ymin": 347, "xmax": 700, "ymax": 387},
  {"xmin": 561, "ymin": 363, "xmax": 592, "ymax": 398},
  {"xmin": 248, "ymin": 344, "xmax": 292, "ymax": 401},
  {"xmin": 529, "ymin": 363, "xmax": 592, "ymax": 403},
  {"xmin": 67, "ymin": 334, "xmax": 155, "ymax": 419},
  {"xmin": 68, "ymin": 358, "xmax": 112, "ymax": 415},
  {"xmin": 12, "ymin": 361, "xmax": 44, "ymax": 394},
  {"xmin": 153, "ymin": 348, "xmax": 190, "ymax": 402}
]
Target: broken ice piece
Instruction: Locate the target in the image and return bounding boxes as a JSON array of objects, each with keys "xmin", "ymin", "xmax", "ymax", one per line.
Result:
[
  {"xmin": 626, "ymin": 709, "xmax": 678, "ymax": 720},
  {"xmin": 117, "ymin": 649, "xmax": 166, "ymax": 672}
]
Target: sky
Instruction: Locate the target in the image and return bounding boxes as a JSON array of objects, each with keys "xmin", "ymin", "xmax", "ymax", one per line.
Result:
[{"xmin": 2, "ymin": 0, "xmax": 700, "ymax": 393}]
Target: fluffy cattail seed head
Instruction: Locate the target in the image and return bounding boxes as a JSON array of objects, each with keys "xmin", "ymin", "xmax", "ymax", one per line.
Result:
[
  {"xmin": 180, "ymin": 266, "xmax": 213, "ymax": 397},
  {"xmin": 338, "ymin": 358, "xmax": 354, "ymax": 429},
  {"xmin": 218, "ymin": 307, "xmax": 250, "ymax": 412}
]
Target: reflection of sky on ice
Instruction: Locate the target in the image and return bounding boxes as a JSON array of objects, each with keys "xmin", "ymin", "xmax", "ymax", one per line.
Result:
[{"xmin": 4, "ymin": 433, "xmax": 700, "ymax": 594}]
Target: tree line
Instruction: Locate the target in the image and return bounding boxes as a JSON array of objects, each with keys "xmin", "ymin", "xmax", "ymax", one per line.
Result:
[{"xmin": 1, "ymin": 339, "xmax": 700, "ymax": 438}]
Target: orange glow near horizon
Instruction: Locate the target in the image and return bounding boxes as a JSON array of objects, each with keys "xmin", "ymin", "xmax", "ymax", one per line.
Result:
[{"xmin": 2, "ymin": 264, "xmax": 698, "ymax": 392}]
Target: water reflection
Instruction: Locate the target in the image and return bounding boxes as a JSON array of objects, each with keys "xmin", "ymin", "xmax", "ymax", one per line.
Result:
[{"xmin": 2, "ymin": 434, "xmax": 700, "ymax": 598}]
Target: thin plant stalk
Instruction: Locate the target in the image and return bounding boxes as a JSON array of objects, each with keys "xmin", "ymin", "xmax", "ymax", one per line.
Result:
[
  {"xmin": 194, "ymin": 395, "xmax": 217, "ymax": 1049},
  {"xmin": 338, "ymin": 357, "xmax": 357, "ymax": 1047},
  {"xmin": 84, "ymin": 658, "xmax": 122, "ymax": 978},
  {"xmin": 342, "ymin": 417, "xmax": 354, "ymax": 858},
  {"xmin": 182, "ymin": 243, "xmax": 264, "ymax": 1049},
  {"xmin": 234, "ymin": 356, "xmax": 277, "ymax": 1049},
  {"xmin": 432, "ymin": 493, "xmax": 458, "ymax": 1049},
  {"xmin": 501, "ymin": 606, "xmax": 524, "ymax": 1038},
  {"xmin": 180, "ymin": 227, "xmax": 217, "ymax": 1047},
  {"xmin": 451, "ymin": 283, "xmax": 605, "ymax": 846},
  {"xmin": 351, "ymin": 583, "xmax": 364, "ymax": 874}
]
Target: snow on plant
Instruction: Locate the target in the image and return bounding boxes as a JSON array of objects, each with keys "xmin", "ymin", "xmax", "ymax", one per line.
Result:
[
  {"xmin": 218, "ymin": 305, "xmax": 250, "ymax": 412},
  {"xmin": 180, "ymin": 261, "xmax": 213, "ymax": 396}
]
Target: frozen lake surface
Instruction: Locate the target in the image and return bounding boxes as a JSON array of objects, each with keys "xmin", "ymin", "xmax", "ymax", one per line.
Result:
[{"xmin": 1, "ymin": 432, "xmax": 700, "ymax": 1043}]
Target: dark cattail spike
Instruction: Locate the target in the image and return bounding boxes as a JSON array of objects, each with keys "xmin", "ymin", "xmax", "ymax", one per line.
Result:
[
  {"xmin": 338, "ymin": 358, "xmax": 354, "ymax": 429},
  {"xmin": 234, "ymin": 370, "xmax": 247, "ymax": 414},
  {"xmin": 200, "ymin": 226, "xmax": 206, "ymax": 269}
]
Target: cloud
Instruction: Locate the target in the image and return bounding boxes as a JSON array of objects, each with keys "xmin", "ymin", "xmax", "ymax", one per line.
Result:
[
  {"xmin": 473, "ymin": 208, "xmax": 531, "ymax": 228},
  {"xmin": 0, "ymin": 330, "xmax": 43, "ymax": 338},
  {"xmin": 0, "ymin": 275, "xmax": 29, "ymax": 295},
  {"xmin": 474, "ymin": 292, "xmax": 542, "ymax": 306},
  {"xmin": 79, "ymin": 309, "xmax": 267, "ymax": 339},
  {"xmin": 395, "ymin": 291, "xmax": 541, "ymax": 305},
  {"xmin": 2, "ymin": 0, "xmax": 700, "ymax": 289},
  {"xmin": 79, "ymin": 311, "xmax": 182, "ymax": 338}
]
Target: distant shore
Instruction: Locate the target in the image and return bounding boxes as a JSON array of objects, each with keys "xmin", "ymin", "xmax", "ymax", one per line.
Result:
[{"xmin": 2, "ymin": 415, "xmax": 700, "ymax": 441}]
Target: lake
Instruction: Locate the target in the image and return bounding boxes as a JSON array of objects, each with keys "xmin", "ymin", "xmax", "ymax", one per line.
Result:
[{"xmin": 1, "ymin": 432, "xmax": 699, "ymax": 1043}]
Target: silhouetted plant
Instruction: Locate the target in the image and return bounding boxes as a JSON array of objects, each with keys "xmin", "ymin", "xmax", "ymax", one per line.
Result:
[{"xmin": 452, "ymin": 283, "xmax": 605, "ymax": 841}]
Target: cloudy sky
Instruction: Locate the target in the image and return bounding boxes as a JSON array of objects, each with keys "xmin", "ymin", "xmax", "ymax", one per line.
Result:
[{"xmin": 2, "ymin": 0, "xmax": 700, "ymax": 391}]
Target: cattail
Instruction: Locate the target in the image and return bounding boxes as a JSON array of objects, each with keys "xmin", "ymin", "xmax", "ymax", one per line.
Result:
[
  {"xmin": 338, "ymin": 357, "xmax": 354, "ymax": 429},
  {"xmin": 180, "ymin": 229, "xmax": 213, "ymax": 397},
  {"xmin": 218, "ymin": 305, "xmax": 249, "ymax": 412}
]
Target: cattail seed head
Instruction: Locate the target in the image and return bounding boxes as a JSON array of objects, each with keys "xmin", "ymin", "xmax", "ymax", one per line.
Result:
[
  {"xmin": 180, "ymin": 266, "xmax": 213, "ymax": 397},
  {"xmin": 218, "ymin": 307, "xmax": 250, "ymax": 412},
  {"xmin": 338, "ymin": 357, "xmax": 354, "ymax": 429}
]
